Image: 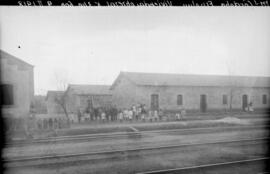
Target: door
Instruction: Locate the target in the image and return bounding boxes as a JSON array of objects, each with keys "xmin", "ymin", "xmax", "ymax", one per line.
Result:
[
  {"xmin": 242, "ymin": 95, "xmax": 248, "ymax": 110},
  {"xmin": 151, "ymin": 94, "xmax": 159, "ymax": 111},
  {"xmin": 200, "ymin": 94, "xmax": 207, "ymax": 112}
]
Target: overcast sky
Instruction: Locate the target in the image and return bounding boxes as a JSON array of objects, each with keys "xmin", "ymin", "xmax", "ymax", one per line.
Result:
[{"xmin": 0, "ymin": 7, "xmax": 269, "ymax": 95}]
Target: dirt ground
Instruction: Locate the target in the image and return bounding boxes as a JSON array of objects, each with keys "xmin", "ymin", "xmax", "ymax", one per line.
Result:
[
  {"xmin": 4, "ymin": 139, "xmax": 268, "ymax": 174},
  {"xmin": 3, "ymin": 114, "xmax": 269, "ymax": 174}
]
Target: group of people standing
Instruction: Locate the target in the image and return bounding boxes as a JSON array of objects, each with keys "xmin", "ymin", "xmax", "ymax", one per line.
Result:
[
  {"xmin": 77, "ymin": 104, "xmax": 186, "ymax": 123},
  {"xmin": 117, "ymin": 105, "xmax": 186, "ymax": 122},
  {"xmin": 117, "ymin": 104, "xmax": 148, "ymax": 122},
  {"xmin": 77, "ymin": 106, "xmax": 118, "ymax": 123},
  {"xmin": 244, "ymin": 102, "xmax": 254, "ymax": 112}
]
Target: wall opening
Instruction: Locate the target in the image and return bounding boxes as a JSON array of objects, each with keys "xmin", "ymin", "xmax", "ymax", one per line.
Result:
[
  {"xmin": 222, "ymin": 95, "xmax": 228, "ymax": 105},
  {"xmin": 200, "ymin": 94, "xmax": 207, "ymax": 112},
  {"xmin": 263, "ymin": 94, "xmax": 267, "ymax": 104},
  {"xmin": 0, "ymin": 84, "xmax": 14, "ymax": 106},
  {"xmin": 242, "ymin": 94, "xmax": 248, "ymax": 110},
  {"xmin": 177, "ymin": 94, "xmax": 183, "ymax": 106}
]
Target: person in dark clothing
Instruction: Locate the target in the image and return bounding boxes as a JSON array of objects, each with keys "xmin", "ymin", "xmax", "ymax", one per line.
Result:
[
  {"xmin": 90, "ymin": 109, "xmax": 94, "ymax": 121},
  {"xmin": 111, "ymin": 107, "xmax": 118, "ymax": 121},
  {"xmin": 49, "ymin": 118, "xmax": 53, "ymax": 129},
  {"xmin": 77, "ymin": 109, "xmax": 82, "ymax": 123},
  {"xmin": 141, "ymin": 104, "xmax": 147, "ymax": 122},
  {"xmin": 94, "ymin": 108, "xmax": 99, "ymax": 121},
  {"xmin": 105, "ymin": 107, "xmax": 110, "ymax": 121}
]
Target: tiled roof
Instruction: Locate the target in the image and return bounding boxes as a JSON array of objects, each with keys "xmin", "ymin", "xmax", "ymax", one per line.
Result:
[
  {"xmin": 112, "ymin": 71, "xmax": 270, "ymax": 88},
  {"xmin": 46, "ymin": 91, "xmax": 64, "ymax": 100},
  {"xmin": 68, "ymin": 84, "xmax": 112, "ymax": 95}
]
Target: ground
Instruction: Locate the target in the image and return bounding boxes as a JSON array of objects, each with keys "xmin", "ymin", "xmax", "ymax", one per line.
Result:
[{"xmin": 3, "ymin": 113, "xmax": 270, "ymax": 174}]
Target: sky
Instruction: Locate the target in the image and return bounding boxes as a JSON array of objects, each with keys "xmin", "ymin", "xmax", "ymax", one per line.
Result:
[{"xmin": 0, "ymin": 7, "xmax": 270, "ymax": 95}]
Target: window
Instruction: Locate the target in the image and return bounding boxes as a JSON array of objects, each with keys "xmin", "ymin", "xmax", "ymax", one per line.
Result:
[
  {"xmin": 222, "ymin": 95, "xmax": 228, "ymax": 105},
  {"xmin": 177, "ymin": 95, "xmax": 183, "ymax": 105},
  {"xmin": 0, "ymin": 84, "xmax": 14, "ymax": 105},
  {"xmin": 263, "ymin": 95, "xmax": 267, "ymax": 104}
]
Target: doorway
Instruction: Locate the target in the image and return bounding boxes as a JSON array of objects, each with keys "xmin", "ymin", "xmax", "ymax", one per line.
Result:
[
  {"xmin": 200, "ymin": 94, "xmax": 207, "ymax": 112},
  {"xmin": 242, "ymin": 94, "xmax": 248, "ymax": 110}
]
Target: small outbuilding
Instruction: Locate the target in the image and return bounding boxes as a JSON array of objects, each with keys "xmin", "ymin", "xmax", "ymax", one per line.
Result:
[
  {"xmin": 0, "ymin": 50, "xmax": 34, "ymax": 130},
  {"xmin": 46, "ymin": 90, "xmax": 65, "ymax": 114},
  {"xmin": 65, "ymin": 84, "xmax": 112, "ymax": 114}
]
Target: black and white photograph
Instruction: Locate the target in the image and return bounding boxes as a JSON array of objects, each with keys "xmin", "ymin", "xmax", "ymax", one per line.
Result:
[{"xmin": 0, "ymin": 7, "xmax": 270, "ymax": 174}]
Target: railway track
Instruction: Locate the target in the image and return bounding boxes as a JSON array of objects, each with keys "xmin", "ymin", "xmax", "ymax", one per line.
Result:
[
  {"xmin": 137, "ymin": 157, "xmax": 269, "ymax": 174},
  {"xmin": 6, "ymin": 125, "xmax": 269, "ymax": 146},
  {"xmin": 5, "ymin": 137, "xmax": 269, "ymax": 168}
]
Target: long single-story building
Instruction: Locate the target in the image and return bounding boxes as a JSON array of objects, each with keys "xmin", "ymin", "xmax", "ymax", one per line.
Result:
[{"xmin": 111, "ymin": 72, "xmax": 270, "ymax": 112}]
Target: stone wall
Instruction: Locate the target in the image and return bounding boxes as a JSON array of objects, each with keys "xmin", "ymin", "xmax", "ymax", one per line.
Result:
[
  {"xmin": 78, "ymin": 94, "xmax": 112, "ymax": 111},
  {"xmin": 112, "ymin": 81, "xmax": 270, "ymax": 112},
  {"xmin": 1, "ymin": 56, "xmax": 34, "ymax": 118},
  {"xmin": 111, "ymin": 77, "xmax": 138, "ymax": 109},
  {"xmin": 65, "ymin": 89, "xmax": 113, "ymax": 115}
]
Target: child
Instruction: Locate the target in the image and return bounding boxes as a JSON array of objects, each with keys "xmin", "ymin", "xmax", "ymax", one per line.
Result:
[
  {"xmin": 141, "ymin": 112, "xmax": 145, "ymax": 122},
  {"xmin": 248, "ymin": 102, "xmax": 254, "ymax": 112},
  {"xmin": 154, "ymin": 110, "xmax": 159, "ymax": 121},
  {"xmin": 176, "ymin": 113, "xmax": 181, "ymax": 121},
  {"xmin": 128, "ymin": 109, "xmax": 133, "ymax": 122},
  {"xmin": 124, "ymin": 109, "xmax": 128, "ymax": 121},
  {"xmin": 149, "ymin": 110, "xmax": 153, "ymax": 122},
  {"xmin": 101, "ymin": 112, "xmax": 106, "ymax": 123},
  {"xmin": 119, "ymin": 111, "xmax": 123, "ymax": 123},
  {"xmin": 138, "ymin": 106, "xmax": 142, "ymax": 120}
]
